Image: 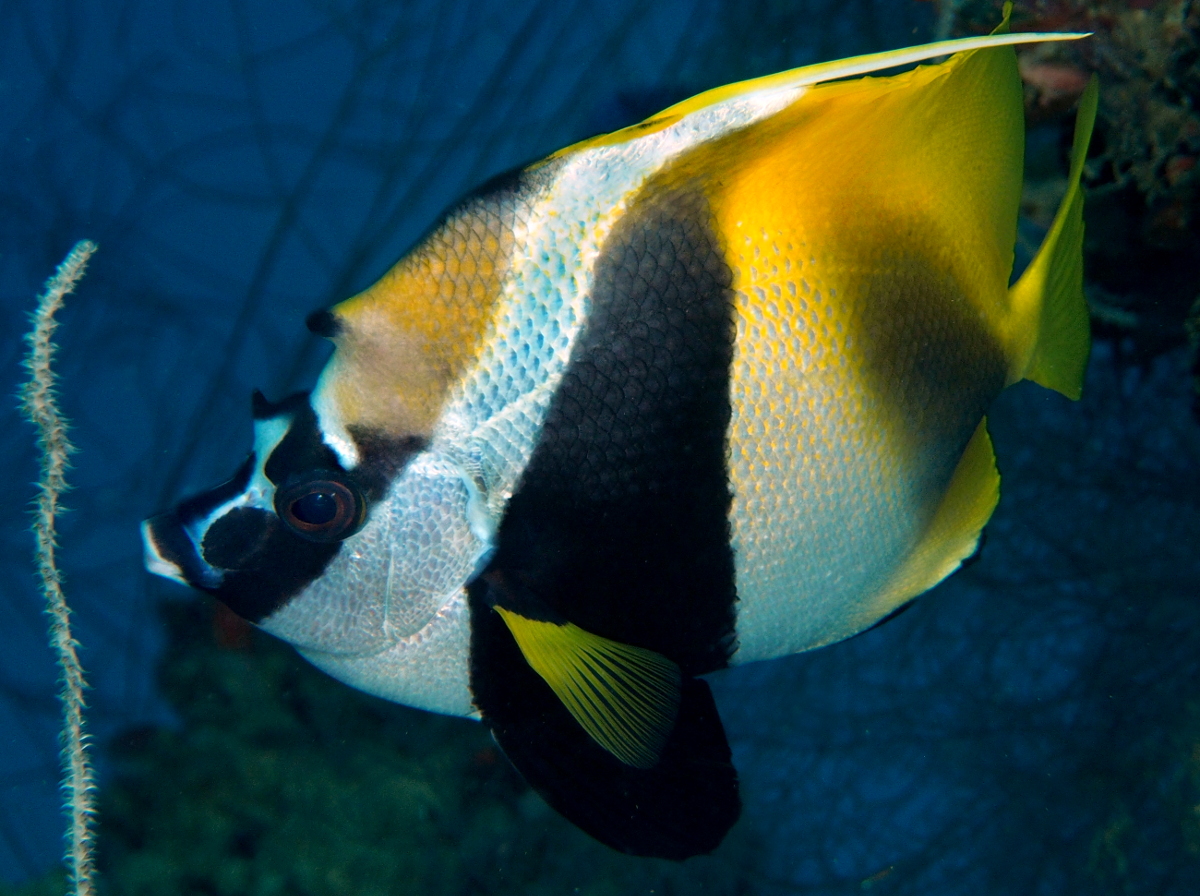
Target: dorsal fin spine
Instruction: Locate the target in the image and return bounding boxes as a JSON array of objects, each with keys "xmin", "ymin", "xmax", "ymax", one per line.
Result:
[{"xmin": 546, "ymin": 31, "xmax": 1091, "ymax": 162}]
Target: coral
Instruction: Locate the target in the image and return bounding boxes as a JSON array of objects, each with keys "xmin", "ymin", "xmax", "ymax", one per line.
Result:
[
  {"xmin": 18, "ymin": 241, "xmax": 99, "ymax": 896},
  {"xmin": 93, "ymin": 601, "xmax": 757, "ymax": 895},
  {"xmin": 946, "ymin": 0, "xmax": 1200, "ymax": 366}
]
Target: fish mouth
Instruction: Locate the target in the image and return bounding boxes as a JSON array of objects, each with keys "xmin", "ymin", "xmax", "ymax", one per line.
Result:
[{"xmin": 141, "ymin": 512, "xmax": 222, "ymax": 591}]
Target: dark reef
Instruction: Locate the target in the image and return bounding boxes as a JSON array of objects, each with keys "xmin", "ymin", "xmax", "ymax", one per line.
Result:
[
  {"xmin": 950, "ymin": 0, "xmax": 1200, "ymax": 375},
  {"xmin": 83, "ymin": 601, "xmax": 756, "ymax": 895}
]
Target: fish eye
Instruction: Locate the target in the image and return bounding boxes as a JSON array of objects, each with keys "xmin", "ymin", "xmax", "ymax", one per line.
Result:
[{"xmin": 274, "ymin": 472, "xmax": 366, "ymax": 542}]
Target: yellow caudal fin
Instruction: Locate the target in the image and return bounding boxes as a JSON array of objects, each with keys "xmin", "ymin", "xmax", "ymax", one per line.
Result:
[
  {"xmin": 1010, "ymin": 76, "xmax": 1099, "ymax": 400},
  {"xmin": 494, "ymin": 607, "xmax": 682, "ymax": 769},
  {"xmin": 864, "ymin": 418, "xmax": 1001, "ymax": 624},
  {"xmin": 549, "ymin": 30, "xmax": 1089, "ymax": 159}
]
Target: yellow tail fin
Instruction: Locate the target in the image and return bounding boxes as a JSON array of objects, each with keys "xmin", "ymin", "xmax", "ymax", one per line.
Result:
[{"xmin": 1010, "ymin": 76, "xmax": 1099, "ymax": 400}]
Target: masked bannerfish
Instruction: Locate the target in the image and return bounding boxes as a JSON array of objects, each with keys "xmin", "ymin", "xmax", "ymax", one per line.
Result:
[{"xmin": 143, "ymin": 18, "xmax": 1097, "ymax": 859}]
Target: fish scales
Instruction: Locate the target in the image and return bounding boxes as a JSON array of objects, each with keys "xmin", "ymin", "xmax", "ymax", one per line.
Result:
[
  {"xmin": 715, "ymin": 47, "xmax": 1017, "ymax": 660},
  {"xmin": 143, "ymin": 21, "xmax": 1097, "ymax": 860}
]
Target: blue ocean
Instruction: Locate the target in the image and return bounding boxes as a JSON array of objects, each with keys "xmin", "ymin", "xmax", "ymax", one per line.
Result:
[{"xmin": 2, "ymin": 1, "xmax": 1198, "ymax": 893}]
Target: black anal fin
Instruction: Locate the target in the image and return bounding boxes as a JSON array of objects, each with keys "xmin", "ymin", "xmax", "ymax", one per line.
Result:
[{"xmin": 469, "ymin": 580, "xmax": 740, "ymax": 860}]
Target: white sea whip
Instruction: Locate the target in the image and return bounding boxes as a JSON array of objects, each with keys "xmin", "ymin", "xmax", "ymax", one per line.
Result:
[{"xmin": 20, "ymin": 240, "xmax": 99, "ymax": 896}]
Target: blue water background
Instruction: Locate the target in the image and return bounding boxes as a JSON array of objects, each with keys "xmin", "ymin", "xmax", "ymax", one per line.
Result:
[{"xmin": 2, "ymin": 0, "xmax": 1198, "ymax": 891}]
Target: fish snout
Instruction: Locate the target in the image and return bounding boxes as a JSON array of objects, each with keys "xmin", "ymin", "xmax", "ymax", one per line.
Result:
[{"xmin": 141, "ymin": 511, "xmax": 223, "ymax": 591}]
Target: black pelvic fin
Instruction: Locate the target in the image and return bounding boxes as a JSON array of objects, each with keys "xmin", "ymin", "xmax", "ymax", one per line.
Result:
[{"xmin": 468, "ymin": 579, "xmax": 740, "ymax": 860}]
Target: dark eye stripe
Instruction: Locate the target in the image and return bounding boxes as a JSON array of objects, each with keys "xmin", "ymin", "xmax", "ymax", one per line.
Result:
[
  {"xmin": 263, "ymin": 397, "xmax": 341, "ymax": 486},
  {"xmin": 207, "ymin": 512, "xmax": 341, "ymax": 623},
  {"xmin": 174, "ymin": 453, "xmax": 254, "ymax": 528}
]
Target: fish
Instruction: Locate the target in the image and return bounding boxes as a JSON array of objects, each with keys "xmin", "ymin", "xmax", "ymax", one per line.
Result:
[{"xmin": 142, "ymin": 15, "xmax": 1097, "ymax": 860}]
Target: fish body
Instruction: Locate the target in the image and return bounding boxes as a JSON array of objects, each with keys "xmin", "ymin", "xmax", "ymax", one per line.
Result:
[{"xmin": 143, "ymin": 24, "xmax": 1096, "ymax": 859}]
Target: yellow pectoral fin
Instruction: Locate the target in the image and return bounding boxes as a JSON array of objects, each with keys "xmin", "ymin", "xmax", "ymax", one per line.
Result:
[
  {"xmin": 494, "ymin": 607, "xmax": 682, "ymax": 769},
  {"xmin": 864, "ymin": 418, "xmax": 1001, "ymax": 624},
  {"xmin": 1010, "ymin": 76, "xmax": 1099, "ymax": 400}
]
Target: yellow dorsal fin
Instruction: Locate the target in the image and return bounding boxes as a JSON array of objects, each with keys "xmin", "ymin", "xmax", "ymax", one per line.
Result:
[
  {"xmin": 549, "ymin": 29, "xmax": 1089, "ymax": 159},
  {"xmin": 862, "ymin": 418, "xmax": 1001, "ymax": 627},
  {"xmin": 494, "ymin": 607, "xmax": 682, "ymax": 768},
  {"xmin": 1010, "ymin": 76, "xmax": 1099, "ymax": 400}
]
